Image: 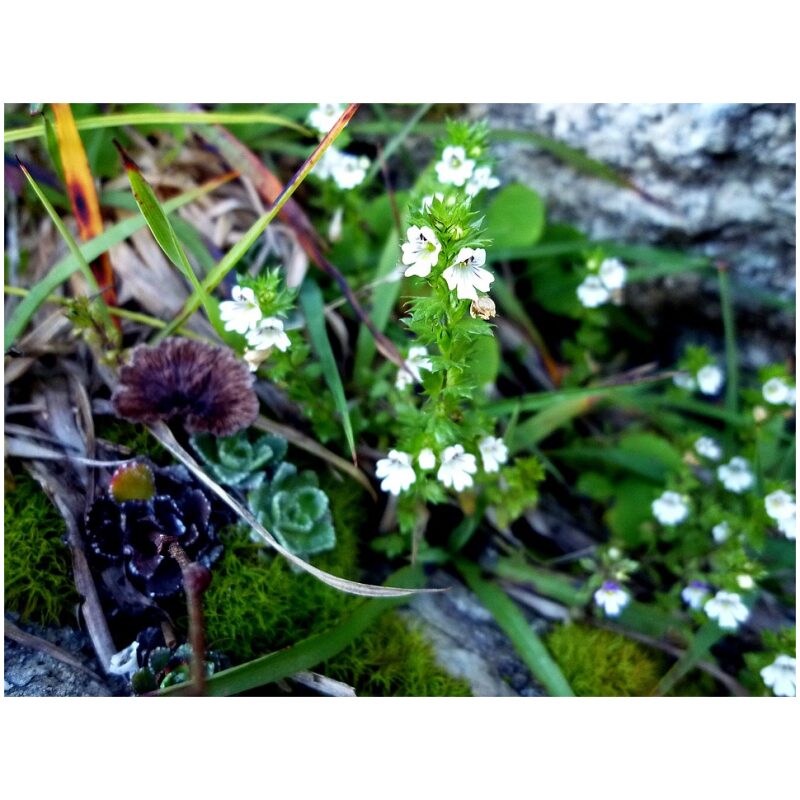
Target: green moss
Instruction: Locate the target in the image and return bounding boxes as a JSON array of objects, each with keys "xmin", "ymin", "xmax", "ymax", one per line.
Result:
[
  {"xmin": 95, "ymin": 418, "xmax": 166, "ymax": 461},
  {"xmin": 203, "ymin": 475, "xmax": 469, "ymax": 695},
  {"xmin": 546, "ymin": 623, "xmax": 662, "ymax": 696},
  {"xmin": 4, "ymin": 470, "xmax": 79, "ymax": 626}
]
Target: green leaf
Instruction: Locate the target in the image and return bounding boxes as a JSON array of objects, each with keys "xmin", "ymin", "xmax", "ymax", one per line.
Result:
[
  {"xmin": 159, "ymin": 565, "xmax": 424, "ymax": 696},
  {"xmin": 489, "ymin": 557, "xmax": 591, "ymax": 606},
  {"xmin": 605, "ymin": 477, "xmax": 659, "ymax": 547},
  {"xmin": 4, "ymin": 173, "xmax": 232, "ymax": 351},
  {"xmin": 509, "ymin": 395, "xmax": 596, "ymax": 451},
  {"xmin": 485, "ymin": 183, "xmax": 545, "ymax": 249},
  {"xmin": 299, "ymin": 279, "xmax": 357, "ymax": 461},
  {"xmin": 458, "ymin": 561, "xmax": 574, "ymax": 696},
  {"xmin": 655, "ymin": 620, "xmax": 726, "ymax": 696}
]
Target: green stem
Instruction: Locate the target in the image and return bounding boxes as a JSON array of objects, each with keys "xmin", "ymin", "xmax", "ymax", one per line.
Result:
[{"xmin": 717, "ymin": 261, "xmax": 739, "ymax": 415}]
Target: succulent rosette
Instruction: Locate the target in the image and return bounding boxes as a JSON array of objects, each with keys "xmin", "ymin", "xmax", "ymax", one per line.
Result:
[{"xmin": 190, "ymin": 430, "xmax": 288, "ymax": 489}]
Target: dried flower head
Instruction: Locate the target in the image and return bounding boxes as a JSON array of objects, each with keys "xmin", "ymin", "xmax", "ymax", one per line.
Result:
[{"xmin": 112, "ymin": 339, "xmax": 259, "ymax": 437}]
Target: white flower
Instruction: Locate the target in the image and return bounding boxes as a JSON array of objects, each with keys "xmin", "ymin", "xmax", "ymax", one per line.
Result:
[
  {"xmin": 108, "ymin": 640, "xmax": 139, "ymax": 679},
  {"xmin": 478, "ymin": 436, "xmax": 508, "ymax": 473},
  {"xmin": 307, "ymin": 103, "xmax": 345, "ymax": 134},
  {"xmin": 328, "ymin": 206, "xmax": 344, "ymax": 242},
  {"xmin": 736, "ymin": 574, "xmax": 755, "ymax": 590},
  {"xmin": 673, "ymin": 372, "xmax": 697, "ymax": 391},
  {"xmin": 465, "ymin": 165, "xmax": 500, "ymax": 197},
  {"xmin": 765, "ymin": 490, "xmax": 796, "ymax": 521},
  {"xmin": 717, "ymin": 457, "xmax": 754, "ymax": 493},
  {"xmin": 245, "ymin": 316, "xmax": 292, "ymax": 352},
  {"xmin": 332, "ymin": 152, "xmax": 370, "ymax": 190},
  {"xmin": 704, "ymin": 590, "xmax": 749, "ymax": 630},
  {"xmin": 314, "ymin": 147, "xmax": 343, "ymax": 180},
  {"xmin": 762, "ymin": 377, "xmax": 791, "ymax": 405},
  {"xmin": 420, "ymin": 192, "xmax": 445, "ymax": 211},
  {"xmin": 395, "ymin": 345, "xmax": 433, "ymax": 390},
  {"xmin": 437, "ymin": 444, "xmax": 478, "ymax": 492},
  {"xmin": 786, "ymin": 386, "xmax": 797, "ymax": 405},
  {"xmin": 712, "ymin": 521, "xmax": 731, "ymax": 543},
  {"xmin": 593, "ymin": 581, "xmax": 630, "ymax": 616},
  {"xmin": 401, "ymin": 225, "xmax": 442, "ymax": 278},
  {"xmin": 219, "ymin": 285, "xmax": 262, "ymax": 335},
  {"xmin": 777, "ymin": 514, "xmax": 796, "ymax": 540},
  {"xmin": 598, "ymin": 258, "xmax": 627, "ymax": 291},
  {"xmin": 442, "ymin": 247, "xmax": 494, "ymax": 302},
  {"xmin": 652, "ymin": 491, "xmax": 690, "ymax": 525},
  {"xmin": 694, "ymin": 436, "xmax": 722, "ymax": 461},
  {"xmin": 697, "ymin": 364, "xmax": 724, "ymax": 395},
  {"xmin": 681, "ymin": 581, "xmax": 711, "ymax": 610},
  {"xmin": 243, "ymin": 348, "xmax": 270, "ymax": 372},
  {"xmin": 435, "ymin": 145, "xmax": 475, "ymax": 187},
  {"xmin": 375, "ymin": 450, "xmax": 416, "ymax": 496},
  {"xmin": 577, "ymin": 275, "xmax": 611, "ymax": 308},
  {"xmin": 760, "ymin": 655, "xmax": 797, "ymax": 697},
  {"xmin": 418, "ymin": 448, "xmax": 436, "ymax": 470}
]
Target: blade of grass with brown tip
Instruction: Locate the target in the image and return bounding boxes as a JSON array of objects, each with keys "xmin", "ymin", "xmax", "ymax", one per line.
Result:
[{"xmin": 51, "ymin": 103, "xmax": 118, "ymax": 311}]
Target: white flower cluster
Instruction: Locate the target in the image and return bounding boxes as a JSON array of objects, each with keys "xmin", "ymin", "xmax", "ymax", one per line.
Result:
[
  {"xmin": 694, "ymin": 436, "xmax": 722, "ymax": 461},
  {"xmin": 374, "ymin": 437, "xmax": 508, "ymax": 496},
  {"xmin": 765, "ymin": 489, "xmax": 796, "ymax": 540},
  {"xmin": 219, "ymin": 285, "xmax": 291, "ymax": 371},
  {"xmin": 401, "ymin": 227, "xmax": 495, "ymax": 302},
  {"xmin": 717, "ymin": 456, "xmax": 754, "ymax": 493},
  {"xmin": 576, "ymin": 258, "xmax": 628, "ymax": 308},
  {"xmin": 652, "ymin": 490, "xmax": 690, "ymax": 525},
  {"xmin": 760, "ymin": 654, "xmax": 796, "ymax": 697},
  {"xmin": 672, "ymin": 363, "xmax": 725, "ymax": 395},
  {"xmin": 703, "ymin": 590, "xmax": 750, "ymax": 630},
  {"xmin": 434, "ymin": 145, "xmax": 500, "ymax": 198},
  {"xmin": 593, "ymin": 581, "xmax": 630, "ymax": 616},
  {"xmin": 762, "ymin": 376, "xmax": 796, "ymax": 406},
  {"xmin": 315, "ymin": 147, "xmax": 370, "ymax": 190},
  {"xmin": 307, "ymin": 103, "xmax": 346, "ymax": 135}
]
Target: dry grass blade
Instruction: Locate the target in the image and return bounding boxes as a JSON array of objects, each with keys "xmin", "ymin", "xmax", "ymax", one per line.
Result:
[
  {"xmin": 253, "ymin": 415, "xmax": 376, "ymax": 499},
  {"xmin": 51, "ymin": 103, "xmax": 118, "ymax": 311},
  {"xmin": 147, "ymin": 422, "xmax": 441, "ymax": 598}
]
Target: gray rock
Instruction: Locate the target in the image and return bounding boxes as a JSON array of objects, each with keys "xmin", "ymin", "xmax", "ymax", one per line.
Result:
[
  {"xmin": 470, "ymin": 103, "xmax": 795, "ymax": 350},
  {"xmin": 400, "ymin": 570, "xmax": 545, "ymax": 697},
  {"xmin": 4, "ymin": 615, "xmax": 129, "ymax": 697}
]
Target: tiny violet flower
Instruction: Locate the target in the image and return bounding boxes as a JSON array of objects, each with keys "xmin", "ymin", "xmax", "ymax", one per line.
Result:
[
  {"xmin": 652, "ymin": 491, "xmax": 690, "ymax": 526},
  {"xmin": 594, "ymin": 581, "xmax": 630, "ymax": 617},
  {"xmin": 598, "ymin": 258, "xmax": 628, "ymax": 291},
  {"xmin": 465, "ymin": 165, "xmax": 500, "ymax": 198},
  {"xmin": 696, "ymin": 364, "xmax": 724, "ymax": 395},
  {"xmin": 401, "ymin": 225, "xmax": 442, "ymax": 278},
  {"xmin": 681, "ymin": 581, "xmax": 711, "ymax": 610},
  {"xmin": 576, "ymin": 275, "xmax": 611, "ymax": 308},
  {"xmin": 375, "ymin": 450, "xmax": 416, "ymax": 496},
  {"xmin": 704, "ymin": 590, "xmax": 749, "ymax": 630},
  {"xmin": 437, "ymin": 445, "xmax": 478, "ymax": 493},
  {"xmin": 694, "ymin": 436, "xmax": 722, "ymax": 461},
  {"xmin": 442, "ymin": 247, "xmax": 494, "ymax": 302},
  {"xmin": 777, "ymin": 514, "xmax": 796, "ymax": 540},
  {"xmin": 307, "ymin": 103, "xmax": 345, "ymax": 134},
  {"xmin": 760, "ymin": 655, "xmax": 797, "ymax": 697},
  {"xmin": 764, "ymin": 490, "xmax": 796, "ymax": 521},
  {"xmin": 219, "ymin": 285, "xmax": 262, "ymax": 335},
  {"xmin": 435, "ymin": 145, "xmax": 475, "ymax": 187},
  {"xmin": 108, "ymin": 640, "xmax": 140, "ymax": 679},
  {"xmin": 717, "ymin": 457, "xmax": 754, "ymax": 494},
  {"xmin": 762, "ymin": 377, "xmax": 792, "ymax": 405},
  {"xmin": 246, "ymin": 317, "xmax": 292, "ymax": 353},
  {"xmin": 418, "ymin": 448, "xmax": 436, "ymax": 470},
  {"xmin": 712, "ymin": 521, "xmax": 731, "ymax": 543},
  {"xmin": 478, "ymin": 436, "xmax": 508, "ymax": 473},
  {"xmin": 395, "ymin": 345, "xmax": 433, "ymax": 390}
]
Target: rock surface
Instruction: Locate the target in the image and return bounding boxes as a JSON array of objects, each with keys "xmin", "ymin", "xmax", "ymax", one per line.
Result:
[{"xmin": 471, "ymin": 103, "xmax": 795, "ymax": 360}]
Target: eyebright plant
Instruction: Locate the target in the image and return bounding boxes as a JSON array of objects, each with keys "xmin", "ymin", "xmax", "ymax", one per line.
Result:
[{"xmin": 372, "ymin": 121, "xmax": 543, "ymax": 547}]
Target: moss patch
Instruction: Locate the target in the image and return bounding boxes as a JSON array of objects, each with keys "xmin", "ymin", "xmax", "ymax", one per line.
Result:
[
  {"xmin": 4, "ymin": 470, "xmax": 78, "ymax": 626},
  {"xmin": 546, "ymin": 623, "xmax": 662, "ymax": 696}
]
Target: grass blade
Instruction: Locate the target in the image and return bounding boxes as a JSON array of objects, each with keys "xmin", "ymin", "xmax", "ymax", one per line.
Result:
[
  {"xmin": 298, "ymin": 279, "xmax": 357, "ymax": 462},
  {"xmin": 5, "ymin": 109, "xmax": 311, "ymax": 143},
  {"xmin": 716, "ymin": 262, "xmax": 739, "ymax": 415},
  {"xmin": 458, "ymin": 560, "xmax": 574, "ymax": 696},
  {"xmin": 160, "ymin": 565, "xmax": 423, "ymax": 696},
  {"xmin": 51, "ymin": 103, "xmax": 118, "ymax": 307},
  {"xmin": 16, "ymin": 160, "xmax": 116, "ymax": 341},
  {"xmin": 654, "ymin": 620, "xmax": 725, "ymax": 696},
  {"xmin": 4, "ymin": 171, "xmax": 234, "ymax": 351},
  {"xmin": 509, "ymin": 395, "xmax": 598, "ymax": 451}
]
